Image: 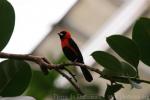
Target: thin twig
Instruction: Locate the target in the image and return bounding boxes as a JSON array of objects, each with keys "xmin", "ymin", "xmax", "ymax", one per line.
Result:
[
  {"xmin": 63, "ymin": 67, "xmax": 77, "ymax": 82},
  {"xmin": 56, "ymin": 69, "xmax": 84, "ymax": 95},
  {"xmin": 35, "ymin": 55, "xmax": 82, "ymax": 94}
]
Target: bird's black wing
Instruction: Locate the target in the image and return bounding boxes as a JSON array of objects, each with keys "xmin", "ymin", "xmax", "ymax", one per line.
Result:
[
  {"xmin": 68, "ymin": 38, "xmax": 84, "ymax": 63},
  {"xmin": 63, "ymin": 38, "xmax": 93, "ymax": 82},
  {"xmin": 63, "ymin": 47, "xmax": 78, "ymax": 62}
]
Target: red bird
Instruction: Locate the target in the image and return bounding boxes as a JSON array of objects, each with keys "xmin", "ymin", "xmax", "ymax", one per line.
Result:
[{"xmin": 58, "ymin": 31, "xmax": 93, "ymax": 82}]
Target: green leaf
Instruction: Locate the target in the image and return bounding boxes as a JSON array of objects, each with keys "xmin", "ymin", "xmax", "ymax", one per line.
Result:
[
  {"xmin": 121, "ymin": 62, "xmax": 137, "ymax": 77},
  {"xmin": 102, "ymin": 68, "xmax": 123, "ymax": 77},
  {"xmin": 107, "ymin": 35, "xmax": 139, "ymax": 68},
  {"xmin": 91, "ymin": 51, "xmax": 122, "ymax": 73},
  {"xmin": 102, "ymin": 62, "xmax": 137, "ymax": 77},
  {"xmin": 132, "ymin": 17, "xmax": 150, "ymax": 66},
  {"xmin": 101, "ymin": 68, "xmax": 130, "ymax": 83},
  {"xmin": 0, "ymin": 60, "xmax": 32, "ymax": 97},
  {"xmin": 0, "ymin": 1, "xmax": 15, "ymax": 51},
  {"xmin": 105, "ymin": 83, "xmax": 123, "ymax": 100},
  {"xmin": 105, "ymin": 83, "xmax": 123, "ymax": 94}
]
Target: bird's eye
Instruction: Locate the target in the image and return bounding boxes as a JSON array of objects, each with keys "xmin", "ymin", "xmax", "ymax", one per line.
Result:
[{"xmin": 59, "ymin": 33, "xmax": 64, "ymax": 36}]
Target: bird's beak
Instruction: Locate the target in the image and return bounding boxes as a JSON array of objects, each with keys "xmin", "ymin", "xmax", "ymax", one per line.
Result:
[{"xmin": 58, "ymin": 32, "xmax": 61, "ymax": 36}]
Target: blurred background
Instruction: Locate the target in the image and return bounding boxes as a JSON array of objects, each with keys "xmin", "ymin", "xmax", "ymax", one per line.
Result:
[{"xmin": 5, "ymin": 0, "xmax": 150, "ymax": 100}]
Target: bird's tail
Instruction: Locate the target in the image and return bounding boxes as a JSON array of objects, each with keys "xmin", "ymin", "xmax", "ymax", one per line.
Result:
[{"xmin": 80, "ymin": 67, "xmax": 93, "ymax": 82}]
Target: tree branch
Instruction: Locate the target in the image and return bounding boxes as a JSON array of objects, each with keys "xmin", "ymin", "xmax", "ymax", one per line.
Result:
[
  {"xmin": 53, "ymin": 62, "xmax": 150, "ymax": 84},
  {"xmin": 63, "ymin": 67, "xmax": 77, "ymax": 82},
  {"xmin": 0, "ymin": 52, "xmax": 150, "ymax": 95},
  {"xmin": 56, "ymin": 69, "xmax": 84, "ymax": 95},
  {"xmin": 0, "ymin": 52, "xmax": 84, "ymax": 95}
]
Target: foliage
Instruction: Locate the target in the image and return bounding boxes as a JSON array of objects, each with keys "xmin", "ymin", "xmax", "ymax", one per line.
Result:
[
  {"xmin": 0, "ymin": 0, "xmax": 15, "ymax": 51},
  {"xmin": 0, "ymin": 0, "xmax": 32, "ymax": 98},
  {"xmin": 132, "ymin": 18, "xmax": 150, "ymax": 66},
  {"xmin": 91, "ymin": 17, "xmax": 150, "ymax": 99},
  {"xmin": 0, "ymin": 60, "xmax": 31, "ymax": 96},
  {"xmin": 0, "ymin": 0, "xmax": 150, "ymax": 100}
]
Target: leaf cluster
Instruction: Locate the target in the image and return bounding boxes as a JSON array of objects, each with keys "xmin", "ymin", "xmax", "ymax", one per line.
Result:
[{"xmin": 91, "ymin": 17, "xmax": 150, "ymax": 99}]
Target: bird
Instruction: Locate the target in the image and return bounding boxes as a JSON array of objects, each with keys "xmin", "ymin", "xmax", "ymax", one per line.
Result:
[{"xmin": 58, "ymin": 30, "xmax": 93, "ymax": 82}]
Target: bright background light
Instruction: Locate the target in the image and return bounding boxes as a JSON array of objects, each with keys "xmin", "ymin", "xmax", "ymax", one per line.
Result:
[{"xmin": 3, "ymin": 0, "xmax": 77, "ymax": 54}]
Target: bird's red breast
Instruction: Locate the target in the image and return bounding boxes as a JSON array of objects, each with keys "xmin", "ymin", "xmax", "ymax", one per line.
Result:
[
  {"xmin": 61, "ymin": 38, "xmax": 77, "ymax": 54},
  {"xmin": 61, "ymin": 38, "xmax": 69, "ymax": 48},
  {"xmin": 59, "ymin": 31, "xmax": 76, "ymax": 53}
]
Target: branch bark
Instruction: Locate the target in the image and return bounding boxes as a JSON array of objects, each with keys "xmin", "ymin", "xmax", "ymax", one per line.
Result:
[
  {"xmin": 0, "ymin": 52, "xmax": 150, "ymax": 95},
  {"xmin": 0, "ymin": 52, "xmax": 84, "ymax": 95}
]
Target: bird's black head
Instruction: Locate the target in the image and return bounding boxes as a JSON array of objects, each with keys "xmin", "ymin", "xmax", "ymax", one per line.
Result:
[
  {"xmin": 58, "ymin": 31, "xmax": 67, "ymax": 39},
  {"xmin": 58, "ymin": 31, "xmax": 71, "ymax": 39}
]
